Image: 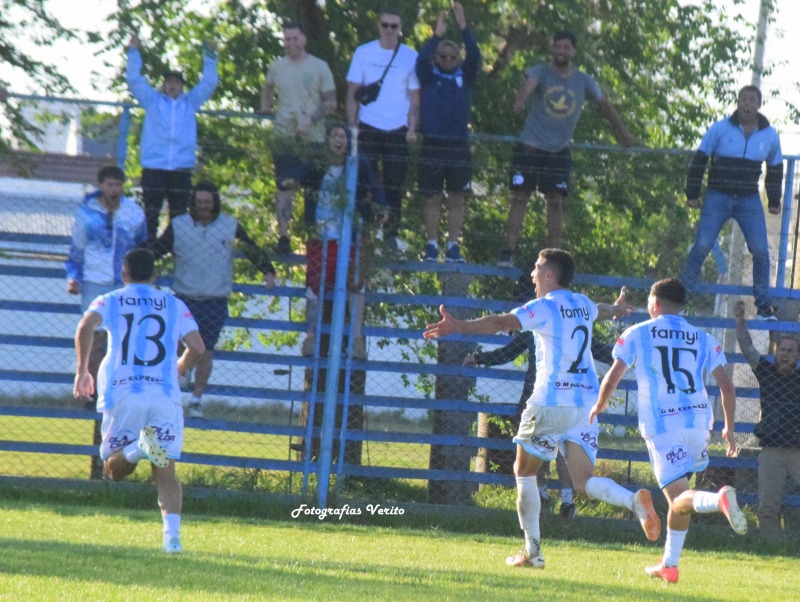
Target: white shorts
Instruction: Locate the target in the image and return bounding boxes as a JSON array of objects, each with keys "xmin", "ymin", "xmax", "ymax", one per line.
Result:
[
  {"xmin": 645, "ymin": 428, "xmax": 710, "ymax": 488},
  {"xmin": 513, "ymin": 404, "xmax": 599, "ymax": 464},
  {"xmin": 100, "ymin": 392, "xmax": 184, "ymax": 461}
]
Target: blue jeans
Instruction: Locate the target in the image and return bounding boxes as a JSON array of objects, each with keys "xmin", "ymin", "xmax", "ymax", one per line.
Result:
[{"xmin": 680, "ymin": 189, "xmax": 771, "ymax": 311}]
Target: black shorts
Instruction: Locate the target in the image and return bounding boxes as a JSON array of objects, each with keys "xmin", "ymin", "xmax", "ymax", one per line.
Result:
[
  {"xmin": 272, "ymin": 139, "xmax": 322, "ymax": 191},
  {"xmin": 417, "ymin": 138, "xmax": 472, "ymax": 195},
  {"xmin": 177, "ymin": 295, "xmax": 229, "ymax": 350},
  {"xmin": 509, "ymin": 143, "xmax": 571, "ymax": 195}
]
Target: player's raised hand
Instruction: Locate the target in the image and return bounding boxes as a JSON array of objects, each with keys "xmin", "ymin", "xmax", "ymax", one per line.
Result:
[
  {"xmin": 612, "ymin": 286, "xmax": 635, "ymax": 318},
  {"xmin": 434, "ymin": 10, "xmax": 447, "ymax": 37},
  {"xmin": 424, "ymin": 304, "xmax": 458, "ymax": 339}
]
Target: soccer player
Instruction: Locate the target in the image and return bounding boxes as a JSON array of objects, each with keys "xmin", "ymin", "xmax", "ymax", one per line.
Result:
[
  {"xmin": 73, "ymin": 248, "xmax": 205, "ymax": 554},
  {"xmin": 424, "ymin": 248, "xmax": 660, "ymax": 569},
  {"xmin": 590, "ymin": 278, "xmax": 747, "ymax": 584}
]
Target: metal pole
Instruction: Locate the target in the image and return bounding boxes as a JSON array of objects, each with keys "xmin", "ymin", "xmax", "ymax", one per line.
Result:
[{"xmin": 316, "ymin": 152, "xmax": 358, "ymax": 509}]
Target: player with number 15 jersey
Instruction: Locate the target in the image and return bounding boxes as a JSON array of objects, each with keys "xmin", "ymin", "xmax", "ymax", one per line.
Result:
[
  {"xmin": 613, "ymin": 313, "xmax": 725, "ymax": 438},
  {"xmin": 88, "ymin": 283, "xmax": 199, "ymax": 412}
]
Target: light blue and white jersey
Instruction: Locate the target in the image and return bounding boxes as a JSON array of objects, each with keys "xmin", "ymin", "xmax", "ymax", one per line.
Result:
[
  {"xmin": 613, "ymin": 314, "xmax": 725, "ymax": 437},
  {"xmin": 88, "ymin": 284, "xmax": 199, "ymax": 411},
  {"xmin": 512, "ymin": 289, "xmax": 599, "ymax": 407}
]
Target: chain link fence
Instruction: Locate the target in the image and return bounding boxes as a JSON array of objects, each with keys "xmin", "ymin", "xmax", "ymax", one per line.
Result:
[{"xmin": 1, "ymin": 96, "xmax": 800, "ymax": 532}]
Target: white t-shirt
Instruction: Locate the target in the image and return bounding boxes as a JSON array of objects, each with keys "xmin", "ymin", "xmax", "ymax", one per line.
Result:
[
  {"xmin": 88, "ymin": 284, "xmax": 199, "ymax": 411},
  {"xmin": 512, "ymin": 289, "xmax": 600, "ymax": 407},
  {"xmin": 613, "ymin": 314, "xmax": 725, "ymax": 437},
  {"xmin": 346, "ymin": 40, "xmax": 420, "ymax": 131}
]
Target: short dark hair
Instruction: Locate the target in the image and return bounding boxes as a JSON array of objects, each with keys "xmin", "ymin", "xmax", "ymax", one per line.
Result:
[
  {"xmin": 163, "ymin": 70, "xmax": 185, "ymax": 83},
  {"xmin": 739, "ymin": 84, "xmax": 762, "ymax": 106},
  {"xmin": 97, "ymin": 165, "xmax": 125, "ymax": 183},
  {"xmin": 379, "ymin": 8, "xmax": 402, "ymax": 20},
  {"xmin": 123, "ymin": 248, "xmax": 156, "ymax": 282},
  {"xmin": 777, "ymin": 333, "xmax": 800, "ymax": 349},
  {"xmin": 553, "ymin": 31, "xmax": 577, "ymax": 48},
  {"xmin": 539, "ymin": 248, "xmax": 576, "ymax": 287},
  {"xmin": 651, "ymin": 278, "xmax": 686, "ymax": 308},
  {"xmin": 190, "ymin": 180, "xmax": 221, "ymax": 219},
  {"xmin": 282, "ymin": 21, "xmax": 305, "ymax": 35}
]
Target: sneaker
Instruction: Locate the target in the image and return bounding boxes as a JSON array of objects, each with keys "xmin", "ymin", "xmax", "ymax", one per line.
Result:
[
  {"xmin": 187, "ymin": 402, "xmax": 204, "ymax": 419},
  {"xmin": 755, "ymin": 307, "xmax": 777, "ymax": 321},
  {"xmin": 163, "ymin": 537, "xmax": 183, "ymax": 554},
  {"xmin": 718, "ymin": 486, "xmax": 748, "ymax": 535},
  {"xmin": 559, "ymin": 502, "xmax": 577, "ymax": 522},
  {"xmin": 444, "ymin": 243, "xmax": 465, "ymax": 263},
  {"xmin": 275, "ymin": 235, "xmax": 291, "ymax": 255},
  {"xmin": 423, "ymin": 243, "xmax": 439, "ymax": 262},
  {"xmin": 506, "ymin": 548, "xmax": 545, "ymax": 569},
  {"xmin": 497, "ymin": 248, "xmax": 515, "ymax": 268},
  {"xmin": 645, "ymin": 561, "xmax": 679, "ymax": 583},
  {"xmin": 632, "ymin": 489, "xmax": 661, "ymax": 542},
  {"xmin": 138, "ymin": 426, "xmax": 168, "ymax": 468}
]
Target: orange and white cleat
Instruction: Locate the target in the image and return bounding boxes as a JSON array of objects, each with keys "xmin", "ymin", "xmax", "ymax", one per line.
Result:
[
  {"xmin": 718, "ymin": 486, "xmax": 747, "ymax": 535},
  {"xmin": 506, "ymin": 548, "xmax": 545, "ymax": 569},
  {"xmin": 645, "ymin": 560, "xmax": 679, "ymax": 583},
  {"xmin": 632, "ymin": 489, "xmax": 661, "ymax": 541}
]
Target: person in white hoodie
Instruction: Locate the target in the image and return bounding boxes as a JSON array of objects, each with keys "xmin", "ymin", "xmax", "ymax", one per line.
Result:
[{"xmin": 126, "ymin": 34, "xmax": 219, "ymax": 242}]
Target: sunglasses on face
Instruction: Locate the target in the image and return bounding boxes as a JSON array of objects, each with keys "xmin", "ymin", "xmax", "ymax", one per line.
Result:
[
  {"xmin": 380, "ymin": 22, "xmax": 400, "ymax": 30},
  {"xmin": 437, "ymin": 53, "xmax": 458, "ymax": 60}
]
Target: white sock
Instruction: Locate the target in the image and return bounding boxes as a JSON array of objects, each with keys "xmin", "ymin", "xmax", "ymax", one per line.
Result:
[
  {"xmin": 123, "ymin": 441, "xmax": 142, "ymax": 464},
  {"xmin": 562, "ymin": 487, "xmax": 574, "ymax": 505},
  {"xmin": 516, "ymin": 476, "xmax": 541, "ymax": 554},
  {"xmin": 191, "ymin": 395, "xmax": 202, "ymax": 404},
  {"xmin": 692, "ymin": 490, "xmax": 720, "ymax": 513},
  {"xmin": 163, "ymin": 513, "xmax": 181, "ymax": 542},
  {"xmin": 585, "ymin": 476, "xmax": 635, "ymax": 510},
  {"xmin": 663, "ymin": 528, "xmax": 687, "ymax": 567},
  {"xmin": 428, "ymin": 240, "xmax": 438, "ymax": 248}
]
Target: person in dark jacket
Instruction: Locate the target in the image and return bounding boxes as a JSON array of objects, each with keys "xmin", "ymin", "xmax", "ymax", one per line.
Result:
[
  {"xmin": 416, "ymin": 2, "xmax": 480, "ymax": 263},
  {"xmin": 735, "ymin": 299, "xmax": 800, "ymax": 534},
  {"xmin": 681, "ymin": 85, "xmax": 783, "ymax": 320}
]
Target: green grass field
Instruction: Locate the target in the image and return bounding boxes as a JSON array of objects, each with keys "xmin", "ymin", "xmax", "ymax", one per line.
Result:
[{"xmin": 0, "ymin": 497, "xmax": 797, "ymax": 601}]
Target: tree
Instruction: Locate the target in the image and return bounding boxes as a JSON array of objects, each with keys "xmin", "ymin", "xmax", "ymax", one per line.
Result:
[{"xmin": 0, "ymin": 0, "xmax": 76, "ymax": 152}]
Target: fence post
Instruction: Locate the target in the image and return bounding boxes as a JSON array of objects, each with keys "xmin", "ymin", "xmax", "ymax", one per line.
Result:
[
  {"xmin": 776, "ymin": 157, "xmax": 796, "ymax": 288},
  {"xmin": 116, "ymin": 105, "xmax": 131, "ymax": 169},
  {"xmin": 316, "ymin": 152, "xmax": 358, "ymax": 509}
]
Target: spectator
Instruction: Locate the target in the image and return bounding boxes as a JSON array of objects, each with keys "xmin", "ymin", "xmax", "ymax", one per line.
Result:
[
  {"xmin": 425, "ymin": 249, "xmax": 659, "ymax": 570},
  {"xmin": 73, "ymin": 248, "xmax": 205, "ymax": 554},
  {"xmin": 498, "ymin": 31, "xmax": 634, "ymax": 266},
  {"xmin": 260, "ymin": 21, "xmax": 336, "ymax": 255},
  {"xmin": 65, "ymin": 165, "xmax": 147, "ymax": 394},
  {"xmin": 126, "ymin": 34, "xmax": 219, "ymax": 242},
  {"xmin": 150, "ymin": 181, "xmax": 276, "ymax": 418},
  {"xmin": 734, "ymin": 299, "xmax": 800, "ymax": 535},
  {"xmin": 416, "ymin": 2, "xmax": 480, "ymax": 263},
  {"xmin": 346, "ymin": 8, "xmax": 420, "ymax": 255},
  {"xmin": 681, "ymin": 85, "xmax": 783, "ymax": 320},
  {"xmin": 592, "ymin": 278, "xmax": 746, "ymax": 584},
  {"xmin": 281, "ymin": 124, "xmax": 387, "ymax": 357}
]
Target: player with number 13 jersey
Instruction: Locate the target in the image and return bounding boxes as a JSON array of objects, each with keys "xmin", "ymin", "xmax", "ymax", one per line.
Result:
[{"xmin": 89, "ymin": 283, "xmax": 198, "ymax": 412}]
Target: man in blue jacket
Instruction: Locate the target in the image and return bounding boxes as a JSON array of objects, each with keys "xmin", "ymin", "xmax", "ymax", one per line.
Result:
[
  {"xmin": 126, "ymin": 34, "xmax": 219, "ymax": 242},
  {"xmin": 681, "ymin": 85, "xmax": 783, "ymax": 320},
  {"xmin": 416, "ymin": 2, "xmax": 480, "ymax": 263}
]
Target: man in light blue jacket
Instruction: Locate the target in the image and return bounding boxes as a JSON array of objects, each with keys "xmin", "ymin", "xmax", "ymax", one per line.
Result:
[{"xmin": 126, "ymin": 34, "xmax": 219, "ymax": 242}]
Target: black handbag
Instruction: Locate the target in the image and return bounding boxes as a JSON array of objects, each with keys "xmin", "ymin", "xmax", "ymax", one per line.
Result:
[{"xmin": 356, "ymin": 44, "xmax": 400, "ymax": 105}]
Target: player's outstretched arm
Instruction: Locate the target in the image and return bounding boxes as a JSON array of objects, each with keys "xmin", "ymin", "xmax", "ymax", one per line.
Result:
[
  {"xmin": 424, "ymin": 304, "xmax": 520, "ymax": 339},
  {"xmin": 590, "ymin": 358, "xmax": 627, "ymax": 424},
  {"xmin": 596, "ymin": 286, "xmax": 634, "ymax": 321},
  {"xmin": 713, "ymin": 365, "xmax": 737, "ymax": 457}
]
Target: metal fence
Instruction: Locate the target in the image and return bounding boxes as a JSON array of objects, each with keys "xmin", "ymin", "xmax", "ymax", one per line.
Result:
[{"xmin": 1, "ymin": 94, "xmax": 800, "ymax": 532}]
